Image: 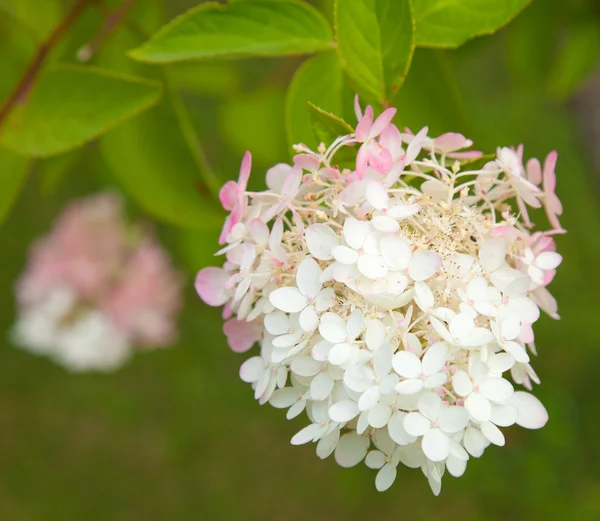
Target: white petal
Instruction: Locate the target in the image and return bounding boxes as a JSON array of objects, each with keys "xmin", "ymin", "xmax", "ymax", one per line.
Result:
[
  {"xmin": 388, "ymin": 412, "xmax": 417, "ymax": 445},
  {"xmin": 499, "ymin": 316, "xmax": 521, "ymax": 341},
  {"xmin": 422, "ymin": 342, "xmax": 448, "ymax": 376},
  {"xmin": 305, "ymin": 224, "xmax": 338, "ymax": 260},
  {"xmin": 366, "ymin": 319, "xmax": 386, "ymax": 351},
  {"xmin": 422, "ymin": 428, "xmax": 450, "ymax": 462},
  {"xmin": 368, "ymin": 403, "xmax": 392, "ymax": 428},
  {"xmin": 479, "ymin": 378, "xmax": 514, "ymax": 402},
  {"xmin": 509, "ymin": 296, "xmax": 540, "ymax": 323},
  {"xmin": 375, "ymin": 463, "xmax": 397, "ymax": 492},
  {"xmin": 269, "ymin": 287, "xmax": 307, "ymax": 313},
  {"xmin": 239, "ymin": 357, "xmax": 264, "ymax": 383},
  {"xmin": 264, "ymin": 311, "xmax": 289, "ymax": 336},
  {"xmin": 310, "ymin": 372, "xmax": 335, "ymax": 401},
  {"xmin": 366, "ymin": 181, "xmax": 389, "ymax": 210},
  {"xmin": 392, "ymin": 351, "xmax": 421, "ymax": 379},
  {"xmin": 490, "ymin": 403, "xmax": 518, "ymax": 427},
  {"xmin": 449, "ymin": 313, "xmax": 474, "ymax": 340},
  {"xmin": 291, "ymin": 423, "xmax": 323, "ymax": 445},
  {"xmin": 466, "ymin": 276, "xmax": 488, "ymax": 302},
  {"xmin": 429, "ymin": 316, "xmax": 453, "ymax": 344},
  {"xmin": 418, "ymin": 392, "xmax": 443, "ymax": 421},
  {"xmin": 395, "ymin": 378, "xmax": 424, "ymax": 395},
  {"xmin": 414, "ymin": 281, "xmax": 434, "ymax": 311},
  {"xmin": 424, "ymin": 372, "xmax": 447, "ymax": 388},
  {"xmin": 408, "ymin": 251, "xmax": 441, "ymax": 281},
  {"xmin": 466, "ymin": 392, "xmax": 492, "ymax": 423},
  {"xmin": 269, "ymin": 387, "xmax": 300, "ymax": 408},
  {"xmin": 503, "ymin": 274, "xmax": 530, "ymax": 297},
  {"xmin": 314, "ymin": 287, "xmax": 335, "ymax": 311},
  {"xmin": 511, "ymin": 391, "xmax": 548, "ymax": 429},
  {"xmin": 331, "ymin": 245, "xmax": 359, "ymax": 265},
  {"xmin": 501, "ymin": 340, "xmax": 530, "ymax": 363},
  {"xmin": 480, "ymin": 421, "xmax": 505, "ymax": 446},
  {"xmin": 329, "ymin": 400, "xmax": 360, "ymax": 423},
  {"xmin": 463, "ymin": 426, "xmax": 489, "ymax": 457},
  {"xmin": 535, "ymin": 251, "xmax": 562, "ymax": 270},
  {"xmin": 452, "ymin": 370, "xmax": 473, "ymax": 397},
  {"xmin": 371, "ymin": 215, "xmax": 400, "ymax": 233},
  {"xmin": 346, "ymin": 309, "xmax": 365, "ymax": 339},
  {"xmin": 439, "ymin": 406, "xmax": 470, "ymax": 433},
  {"xmin": 296, "ymin": 258, "xmax": 322, "ymax": 298},
  {"xmin": 287, "ymin": 399, "xmax": 307, "ymax": 419},
  {"xmin": 318, "ymin": 313, "xmax": 348, "ymax": 343},
  {"xmin": 365, "ymin": 450, "xmax": 386, "ymax": 469},
  {"xmin": 465, "ymin": 327, "xmax": 495, "ymax": 347},
  {"xmin": 290, "ymin": 356, "xmax": 321, "ymax": 377},
  {"xmin": 358, "ymin": 386, "xmax": 381, "ymax": 411},
  {"xmin": 316, "ymin": 429, "xmax": 340, "ymax": 459},
  {"xmin": 380, "ymin": 236, "xmax": 412, "ymax": 270},
  {"xmin": 357, "ymin": 254, "xmax": 388, "ymax": 279},
  {"xmin": 479, "ymin": 239, "xmax": 506, "ymax": 272},
  {"xmin": 391, "ymin": 203, "xmax": 422, "ymax": 220},
  {"xmin": 344, "ymin": 365, "xmax": 373, "ymax": 392},
  {"xmin": 487, "ymin": 352, "xmax": 515, "ymax": 374},
  {"xmin": 343, "ymin": 217, "xmax": 371, "ymax": 250},
  {"xmin": 299, "ymin": 306, "xmax": 319, "ymax": 332},
  {"xmin": 334, "ymin": 432, "xmax": 369, "ymax": 467},
  {"xmin": 446, "ymin": 454, "xmax": 468, "ymax": 478},
  {"xmin": 373, "ymin": 343, "xmax": 393, "ymax": 378},
  {"xmin": 403, "ymin": 412, "xmax": 431, "ymax": 436},
  {"xmin": 328, "ymin": 342, "xmax": 354, "ymax": 365}
]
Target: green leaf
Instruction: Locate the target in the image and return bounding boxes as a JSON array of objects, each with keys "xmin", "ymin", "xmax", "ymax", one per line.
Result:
[
  {"xmin": 0, "ymin": 0, "xmax": 62, "ymax": 39},
  {"xmin": 0, "ymin": 147, "xmax": 30, "ymax": 225},
  {"xmin": 0, "ymin": 65, "xmax": 162, "ymax": 158},
  {"xmin": 334, "ymin": 0, "xmax": 415, "ymax": 104},
  {"xmin": 308, "ymin": 102, "xmax": 354, "ymax": 146},
  {"xmin": 39, "ymin": 148, "xmax": 83, "ymax": 195},
  {"xmin": 285, "ymin": 51, "xmax": 353, "ymax": 150},
  {"xmin": 219, "ymin": 85, "xmax": 288, "ymax": 167},
  {"xmin": 175, "ymin": 228, "xmax": 222, "ymax": 272},
  {"xmin": 413, "ymin": 0, "xmax": 531, "ymax": 48},
  {"xmin": 100, "ymin": 96, "xmax": 223, "ymax": 231},
  {"xmin": 547, "ymin": 21, "xmax": 600, "ymax": 100},
  {"xmin": 129, "ymin": 0, "xmax": 334, "ymax": 64}
]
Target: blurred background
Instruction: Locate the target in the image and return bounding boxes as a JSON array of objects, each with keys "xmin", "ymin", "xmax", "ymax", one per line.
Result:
[{"xmin": 1, "ymin": 0, "xmax": 600, "ymax": 519}]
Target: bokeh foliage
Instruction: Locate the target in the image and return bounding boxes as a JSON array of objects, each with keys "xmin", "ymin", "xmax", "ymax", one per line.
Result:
[{"xmin": 0, "ymin": 0, "xmax": 599, "ymax": 519}]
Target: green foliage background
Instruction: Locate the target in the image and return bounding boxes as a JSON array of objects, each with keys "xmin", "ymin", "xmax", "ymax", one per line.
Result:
[{"xmin": 0, "ymin": 0, "xmax": 599, "ymax": 519}]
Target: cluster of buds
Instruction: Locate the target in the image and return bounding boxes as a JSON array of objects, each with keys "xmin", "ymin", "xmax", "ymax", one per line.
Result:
[
  {"xmin": 12, "ymin": 193, "xmax": 183, "ymax": 372},
  {"xmin": 196, "ymin": 97, "xmax": 564, "ymax": 494}
]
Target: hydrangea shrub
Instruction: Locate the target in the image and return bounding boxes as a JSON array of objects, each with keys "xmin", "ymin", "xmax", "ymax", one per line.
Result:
[
  {"xmin": 196, "ymin": 98, "xmax": 564, "ymax": 494},
  {"xmin": 12, "ymin": 193, "xmax": 183, "ymax": 372}
]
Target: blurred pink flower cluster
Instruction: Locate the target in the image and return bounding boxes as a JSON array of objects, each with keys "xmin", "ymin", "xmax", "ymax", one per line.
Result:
[{"xmin": 13, "ymin": 192, "xmax": 183, "ymax": 372}]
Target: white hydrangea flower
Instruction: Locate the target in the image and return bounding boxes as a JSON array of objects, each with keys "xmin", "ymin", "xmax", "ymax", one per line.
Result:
[{"xmin": 196, "ymin": 96, "xmax": 564, "ymax": 494}]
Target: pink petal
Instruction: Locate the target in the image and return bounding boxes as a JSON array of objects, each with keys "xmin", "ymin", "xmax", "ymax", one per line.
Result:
[
  {"xmin": 219, "ymin": 181, "xmax": 238, "ymax": 211},
  {"xmin": 355, "ymin": 106, "xmax": 374, "ymax": 142},
  {"xmin": 433, "ymin": 132, "xmax": 471, "ymax": 153},
  {"xmin": 543, "ymin": 151, "xmax": 558, "ymax": 192},
  {"xmin": 238, "ymin": 151, "xmax": 252, "ymax": 189},
  {"xmin": 223, "ymin": 318, "xmax": 261, "ymax": 353},
  {"xmin": 195, "ymin": 267, "xmax": 230, "ymax": 306},
  {"xmin": 294, "ymin": 153, "xmax": 320, "ymax": 172},
  {"xmin": 356, "ymin": 145, "xmax": 369, "ymax": 180},
  {"xmin": 367, "ymin": 145, "xmax": 393, "ymax": 173},
  {"xmin": 370, "ymin": 107, "xmax": 397, "ymax": 138},
  {"xmin": 354, "ymin": 94, "xmax": 363, "ymax": 121}
]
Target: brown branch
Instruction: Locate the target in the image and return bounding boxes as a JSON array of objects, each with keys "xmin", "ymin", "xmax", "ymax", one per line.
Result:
[
  {"xmin": 77, "ymin": 0, "xmax": 138, "ymax": 62},
  {"xmin": 0, "ymin": 0, "xmax": 93, "ymax": 130}
]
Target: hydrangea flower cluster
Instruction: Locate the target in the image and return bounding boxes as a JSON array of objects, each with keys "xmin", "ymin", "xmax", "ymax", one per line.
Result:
[
  {"xmin": 12, "ymin": 193, "xmax": 183, "ymax": 372},
  {"xmin": 196, "ymin": 97, "xmax": 564, "ymax": 494}
]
